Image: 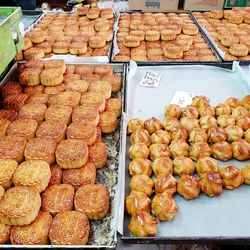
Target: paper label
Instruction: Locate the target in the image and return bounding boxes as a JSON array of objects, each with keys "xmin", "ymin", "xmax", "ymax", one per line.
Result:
[
  {"xmin": 171, "ymin": 91, "xmax": 196, "ymax": 108},
  {"xmin": 140, "ymin": 70, "xmax": 161, "ymax": 88}
]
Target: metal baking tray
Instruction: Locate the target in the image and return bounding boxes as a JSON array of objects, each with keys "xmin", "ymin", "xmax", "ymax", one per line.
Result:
[
  {"xmin": 0, "ymin": 62, "xmax": 128, "ymax": 249},
  {"xmin": 190, "ymin": 12, "xmax": 250, "ymax": 66},
  {"xmin": 111, "ymin": 11, "xmax": 223, "ymax": 66},
  {"xmin": 120, "ymin": 63, "xmax": 250, "ymax": 244},
  {"xmin": 21, "ymin": 10, "xmax": 44, "ymax": 32}
]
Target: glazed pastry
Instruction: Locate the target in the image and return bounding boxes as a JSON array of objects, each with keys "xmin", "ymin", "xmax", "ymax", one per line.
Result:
[
  {"xmin": 182, "ymin": 105, "xmax": 199, "ymax": 119},
  {"xmin": 244, "ymin": 128, "xmax": 250, "ymax": 143},
  {"xmin": 128, "ymin": 158, "xmax": 152, "ymax": 176},
  {"xmin": 236, "ymin": 116, "xmax": 250, "ymax": 131},
  {"xmin": 215, "ymin": 103, "xmax": 231, "ymax": 116},
  {"xmin": 241, "ymin": 164, "xmax": 250, "ymax": 185},
  {"xmin": 199, "ymin": 171, "xmax": 223, "ymax": 197},
  {"xmin": 199, "ymin": 115, "xmax": 217, "ymax": 130},
  {"xmin": 211, "ymin": 141, "xmax": 232, "ymax": 161},
  {"xmin": 129, "ymin": 175, "xmax": 154, "ymax": 197},
  {"xmin": 127, "ymin": 119, "xmax": 144, "ymax": 134},
  {"xmin": 225, "ymin": 97, "xmax": 241, "ymax": 109},
  {"xmin": 196, "ymin": 157, "xmax": 219, "ymax": 177},
  {"xmin": 128, "ymin": 212, "xmax": 158, "ymax": 237},
  {"xmin": 180, "ymin": 117, "xmax": 200, "ymax": 133},
  {"xmin": 189, "ymin": 128, "xmax": 208, "ymax": 144},
  {"xmin": 241, "ymin": 95, "xmax": 250, "ymax": 110},
  {"xmin": 177, "ymin": 175, "xmax": 201, "ymax": 200},
  {"xmin": 129, "ymin": 143, "xmax": 150, "ymax": 159},
  {"xmin": 225, "ymin": 125, "xmax": 244, "ymax": 142},
  {"xmin": 154, "ymin": 173, "xmax": 177, "ymax": 195},
  {"xmin": 149, "ymin": 143, "xmax": 172, "ymax": 160},
  {"xmin": 164, "ymin": 104, "xmax": 182, "ymax": 119},
  {"xmin": 207, "ymin": 126, "xmax": 227, "ymax": 143},
  {"xmin": 144, "ymin": 117, "xmax": 163, "ymax": 134},
  {"xmin": 231, "ymin": 106, "xmax": 249, "ymax": 119},
  {"xmin": 232, "ymin": 138, "xmax": 250, "ymax": 161},
  {"xmin": 217, "ymin": 114, "xmax": 235, "ymax": 128},
  {"xmin": 130, "ymin": 129, "xmax": 151, "ymax": 146},
  {"xmin": 189, "ymin": 142, "xmax": 211, "ymax": 162},
  {"xmin": 192, "ymin": 96, "xmax": 210, "ymax": 108},
  {"xmin": 151, "ymin": 193, "xmax": 178, "ymax": 221},
  {"xmin": 126, "ymin": 191, "xmax": 151, "ymax": 216},
  {"xmin": 220, "ymin": 165, "xmax": 243, "ymax": 190},
  {"xmin": 163, "ymin": 117, "xmax": 180, "ymax": 132},
  {"xmin": 169, "ymin": 140, "xmax": 189, "ymax": 158},
  {"xmin": 170, "ymin": 126, "xmax": 188, "ymax": 141},
  {"xmin": 173, "ymin": 156, "xmax": 195, "ymax": 176},
  {"xmin": 152, "ymin": 157, "xmax": 173, "ymax": 176},
  {"xmin": 151, "ymin": 130, "xmax": 171, "ymax": 145}
]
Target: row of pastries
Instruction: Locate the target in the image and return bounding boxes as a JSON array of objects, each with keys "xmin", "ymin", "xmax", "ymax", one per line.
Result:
[
  {"xmin": 126, "ymin": 94, "xmax": 250, "ymax": 237},
  {"xmin": 0, "ymin": 60, "xmax": 122, "ymax": 245}
]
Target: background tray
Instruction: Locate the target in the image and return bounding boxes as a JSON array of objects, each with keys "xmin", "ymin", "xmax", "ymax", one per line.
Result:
[{"xmin": 21, "ymin": 10, "xmax": 44, "ymax": 31}]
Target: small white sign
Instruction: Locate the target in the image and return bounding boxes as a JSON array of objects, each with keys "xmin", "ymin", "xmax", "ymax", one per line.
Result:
[
  {"xmin": 171, "ymin": 91, "xmax": 196, "ymax": 108},
  {"xmin": 140, "ymin": 70, "xmax": 161, "ymax": 88}
]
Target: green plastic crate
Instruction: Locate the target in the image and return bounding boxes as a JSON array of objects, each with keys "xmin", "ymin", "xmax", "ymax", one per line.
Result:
[{"xmin": 0, "ymin": 7, "xmax": 24, "ymax": 76}]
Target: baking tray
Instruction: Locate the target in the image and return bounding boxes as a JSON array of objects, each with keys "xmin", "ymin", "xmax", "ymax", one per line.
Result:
[
  {"xmin": 120, "ymin": 62, "xmax": 250, "ymax": 244},
  {"xmin": 21, "ymin": 10, "xmax": 44, "ymax": 32},
  {"xmin": 111, "ymin": 11, "xmax": 223, "ymax": 66},
  {"xmin": 0, "ymin": 61, "xmax": 128, "ymax": 249},
  {"xmin": 190, "ymin": 11, "xmax": 250, "ymax": 66}
]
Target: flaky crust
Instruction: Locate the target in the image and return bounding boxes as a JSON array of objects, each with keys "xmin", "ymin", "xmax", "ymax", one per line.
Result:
[
  {"xmin": 128, "ymin": 158, "xmax": 152, "ymax": 176},
  {"xmin": 151, "ymin": 130, "xmax": 171, "ymax": 145},
  {"xmin": 220, "ymin": 165, "xmax": 243, "ymax": 190},
  {"xmin": 210, "ymin": 141, "xmax": 233, "ymax": 161},
  {"xmin": 127, "ymin": 119, "xmax": 144, "ymax": 134},
  {"xmin": 152, "ymin": 157, "xmax": 173, "ymax": 176},
  {"xmin": 130, "ymin": 129, "xmax": 151, "ymax": 146},
  {"xmin": 144, "ymin": 117, "xmax": 163, "ymax": 134},
  {"xmin": 189, "ymin": 142, "xmax": 211, "ymax": 161},
  {"xmin": 173, "ymin": 156, "xmax": 195, "ymax": 176},
  {"xmin": 129, "ymin": 143, "xmax": 150, "ymax": 159},
  {"xmin": 129, "ymin": 175, "xmax": 154, "ymax": 197},
  {"xmin": 149, "ymin": 143, "xmax": 172, "ymax": 160},
  {"xmin": 154, "ymin": 173, "xmax": 177, "ymax": 195}
]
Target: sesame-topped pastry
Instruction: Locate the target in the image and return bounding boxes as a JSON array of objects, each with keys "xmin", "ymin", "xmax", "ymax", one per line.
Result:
[
  {"xmin": 48, "ymin": 91, "xmax": 81, "ymax": 108},
  {"xmin": 99, "ymin": 111, "xmax": 118, "ymax": 133},
  {"xmin": 232, "ymin": 138, "xmax": 250, "ymax": 161},
  {"xmin": 49, "ymin": 164, "xmax": 62, "ymax": 186},
  {"xmin": 19, "ymin": 68, "xmax": 42, "ymax": 87},
  {"xmin": 1, "ymin": 82, "xmax": 22, "ymax": 98},
  {"xmin": 151, "ymin": 130, "xmax": 171, "ymax": 145},
  {"xmin": 128, "ymin": 158, "xmax": 152, "ymax": 176},
  {"xmin": 45, "ymin": 105, "xmax": 72, "ymax": 125},
  {"xmin": 130, "ymin": 129, "xmax": 151, "ymax": 146},
  {"xmin": 65, "ymin": 80, "xmax": 89, "ymax": 94},
  {"xmin": 127, "ymin": 119, "xmax": 144, "ymax": 134},
  {"xmin": 102, "ymin": 74, "xmax": 121, "ymax": 92},
  {"xmin": 24, "ymin": 47, "xmax": 45, "ymax": 61},
  {"xmin": 211, "ymin": 141, "xmax": 233, "ymax": 161},
  {"xmin": 0, "ymin": 159, "xmax": 18, "ymax": 189},
  {"xmin": 154, "ymin": 173, "xmax": 177, "ymax": 195},
  {"xmin": 72, "ymin": 105, "xmax": 99, "ymax": 126},
  {"xmin": 207, "ymin": 126, "xmax": 227, "ymax": 143},
  {"xmin": 189, "ymin": 142, "xmax": 211, "ymax": 162},
  {"xmin": 89, "ymin": 80, "xmax": 112, "ymax": 100},
  {"xmin": 0, "ymin": 109, "xmax": 17, "ymax": 122},
  {"xmin": 3, "ymin": 93, "xmax": 28, "ymax": 111},
  {"xmin": 173, "ymin": 156, "xmax": 195, "ymax": 176},
  {"xmin": 94, "ymin": 65, "xmax": 113, "ymax": 76},
  {"xmin": 220, "ymin": 165, "xmax": 243, "ymax": 190},
  {"xmin": 129, "ymin": 175, "xmax": 154, "ymax": 197},
  {"xmin": 26, "ymin": 93, "xmax": 49, "ymax": 105},
  {"xmin": 0, "ymin": 223, "xmax": 12, "ymax": 244},
  {"xmin": 149, "ymin": 143, "xmax": 172, "ymax": 160},
  {"xmin": 80, "ymin": 92, "xmax": 105, "ymax": 113},
  {"xmin": 105, "ymin": 98, "xmax": 122, "ymax": 118},
  {"xmin": 144, "ymin": 117, "xmax": 163, "ymax": 134},
  {"xmin": 43, "ymin": 59, "xmax": 66, "ymax": 74},
  {"xmin": 88, "ymin": 141, "xmax": 107, "ymax": 169},
  {"xmin": 0, "ymin": 119, "xmax": 10, "ymax": 138},
  {"xmin": 169, "ymin": 139, "xmax": 189, "ymax": 158}
]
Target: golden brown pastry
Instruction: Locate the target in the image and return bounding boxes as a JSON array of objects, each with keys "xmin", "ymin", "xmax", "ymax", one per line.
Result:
[
  {"xmin": 211, "ymin": 141, "xmax": 233, "ymax": 161},
  {"xmin": 244, "ymin": 128, "xmax": 250, "ymax": 143},
  {"xmin": 177, "ymin": 175, "xmax": 201, "ymax": 200},
  {"xmin": 88, "ymin": 141, "xmax": 107, "ymax": 169},
  {"xmin": 151, "ymin": 193, "xmax": 178, "ymax": 221},
  {"xmin": 154, "ymin": 173, "xmax": 177, "ymax": 195},
  {"xmin": 241, "ymin": 164, "xmax": 250, "ymax": 185},
  {"xmin": 199, "ymin": 115, "xmax": 217, "ymax": 130},
  {"xmin": 182, "ymin": 105, "xmax": 199, "ymax": 119},
  {"xmin": 105, "ymin": 98, "xmax": 122, "ymax": 117},
  {"xmin": 163, "ymin": 117, "xmax": 180, "ymax": 132},
  {"xmin": 170, "ymin": 126, "xmax": 188, "ymax": 141},
  {"xmin": 180, "ymin": 117, "xmax": 200, "ymax": 132},
  {"xmin": 207, "ymin": 126, "xmax": 227, "ymax": 143},
  {"xmin": 173, "ymin": 156, "xmax": 195, "ymax": 176},
  {"xmin": 217, "ymin": 114, "xmax": 235, "ymax": 128},
  {"xmin": 236, "ymin": 116, "xmax": 250, "ymax": 131},
  {"xmin": 144, "ymin": 117, "xmax": 163, "ymax": 134},
  {"xmin": 215, "ymin": 103, "xmax": 231, "ymax": 116},
  {"xmin": 126, "ymin": 191, "xmax": 151, "ymax": 216},
  {"xmin": 192, "ymin": 96, "xmax": 210, "ymax": 108},
  {"xmin": 169, "ymin": 139, "xmax": 189, "ymax": 158},
  {"xmin": 232, "ymin": 106, "xmax": 249, "ymax": 119},
  {"xmin": 129, "ymin": 143, "xmax": 150, "ymax": 159},
  {"xmin": 219, "ymin": 165, "xmax": 243, "ymax": 190},
  {"xmin": 0, "ymin": 159, "xmax": 18, "ymax": 189},
  {"xmin": 152, "ymin": 157, "xmax": 173, "ymax": 176},
  {"xmin": 189, "ymin": 128, "xmax": 208, "ymax": 144},
  {"xmin": 0, "ymin": 223, "xmax": 12, "ymax": 244},
  {"xmin": 128, "ymin": 158, "xmax": 152, "ymax": 176},
  {"xmin": 3, "ymin": 93, "xmax": 28, "ymax": 111},
  {"xmin": 164, "ymin": 104, "xmax": 182, "ymax": 119},
  {"xmin": 49, "ymin": 164, "xmax": 62, "ymax": 186},
  {"xmin": 128, "ymin": 212, "xmax": 158, "ymax": 237},
  {"xmin": 241, "ymin": 95, "xmax": 250, "ymax": 110},
  {"xmin": 232, "ymin": 138, "xmax": 250, "ymax": 161},
  {"xmin": 129, "ymin": 175, "xmax": 154, "ymax": 197},
  {"xmin": 0, "ymin": 119, "xmax": 11, "ymax": 137},
  {"xmin": 149, "ymin": 143, "xmax": 172, "ymax": 160},
  {"xmin": 151, "ymin": 130, "xmax": 171, "ymax": 145},
  {"xmin": 196, "ymin": 157, "xmax": 219, "ymax": 177},
  {"xmin": 130, "ymin": 129, "xmax": 151, "ymax": 146},
  {"xmin": 225, "ymin": 125, "xmax": 244, "ymax": 142},
  {"xmin": 127, "ymin": 119, "xmax": 144, "ymax": 134},
  {"xmin": 45, "ymin": 105, "xmax": 73, "ymax": 125},
  {"xmin": 189, "ymin": 142, "xmax": 211, "ymax": 161},
  {"xmin": 199, "ymin": 171, "xmax": 223, "ymax": 197},
  {"xmin": 225, "ymin": 97, "xmax": 241, "ymax": 109}
]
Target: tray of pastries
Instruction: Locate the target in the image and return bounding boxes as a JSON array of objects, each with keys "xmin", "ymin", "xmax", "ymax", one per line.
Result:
[
  {"xmin": 14, "ymin": 8, "xmax": 116, "ymax": 63},
  {"xmin": 111, "ymin": 12, "xmax": 221, "ymax": 64},
  {"xmin": 192, "ymin": 8, "xmax": 250, "ymax": 64},
  {"xmin": 0, "ymin": 60, "xmax": 126, "ymax": 248},
  {"xmin": 121, "ymin": 64, "xmax": 250, "ymax": 243}
]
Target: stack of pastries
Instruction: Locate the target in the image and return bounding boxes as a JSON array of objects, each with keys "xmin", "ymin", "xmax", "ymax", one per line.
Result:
[
  {"xmin": 0, "ymin": 60, "xmax": 122, "ymax": 245},
  {"xmin": 113, "ymin": 12, "xmax": 218, "ymax": 62},
  {"xmin": 126, "ymin": 94, "xmax": 250, "ymax": 237},
  {"xmin": 15, "ymin": 8, "xmax": 114, "ymax": 61},
  {"xmin": 193, "ymin": 8, "xmax": 250, "ymax": 61}
]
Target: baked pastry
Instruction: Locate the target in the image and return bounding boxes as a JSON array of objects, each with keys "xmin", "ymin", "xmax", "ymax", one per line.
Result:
[
  {"xmin": 80, "ymin": 92, "xmax": 105, "ymax": 113},
  {"xmin": 241, "ymin": 95, "xmax": 250, "ymax": 110},
  {"xmin": 219, "ymin": 165, "xmax": 243, "ymax": 190},
  {"xmin": 192, "ymin": 96, "xmax": 210, "ymax": 108},
  {"xmin": 129, "ymin": 143, "xmax": 150, "ymax": 159},
  {"xmin": 86, "ymin": 140, "xmax": 107, "ymax": 168},
  {"xmin": 229, "ymin": 44, "xmax": 248, "ymax": 57},
  {"xmin": 215, "ymin": 103, "xmax": 231, "ymax": 116},
  {"xmin": 24, "ymin": 47, "xmax": 45, "ymax": 60},
  {"xmin": 43, "ymin": 59, "xmax": 66, "ymax": 74},
  {"xmin": 48, "ymin": 92, "xmax": 81, "ymax": 108},
  {"xmin": 189, "ymin": 142, "xmax": 211, "ymax": 162},
  {"xmin": 65, "ymin": 80, "xmax": 89, "ymax": 94},
  {"xmin": 127, "ymin": 119, "xmax": 144, "ymax": 134},
  {"xmin": 0, "ymin": 186, "xmax": 41, "ymax": 225},
  {"xmin": 225, "ymin": 97, "xmax": 241, "ymax": 109},
  {"xmin": 89, "ymin": 80, "xmax": 112, "ymax": 100},
  {"xmin": 45, "ymin": 105, "xmax": 72, "ymax": 125},
  {"xmin": 207, "ymin": 126, "xmax": 227, "ymax": 143},
  {"xmin": 149, "ymin": 143, "xmax": 172, "ymax": 160},
  {"xmin": 189, "ymin": 128, "xmax": 208, "ymax": 144},
  {"xmin": 210, "ymin": 141, "xmax": 232, "ymax": 161},
  {"xmin": 63, "ymin": 74, "xmax": 81, "ymax": 84},
  {"xmin": 177, "ymin": 175, "xmax": 201, "ymax": 200},
  {"xmin": 3, "ymin": 93, "xmax": 28, "ymax": 111},
  {"xmin": 0, "ymin": 159, "xmax": 18, "ymax": 189},
  {"xmin": 41, "ymin": 184, "xmax": 74, "ymax": 216},
  {"xmin": 151, "ymin": 193, "xmax": 178, "ymax": 221},
  {"xmin": 154, "ymin": 173, "xmax": 177, "ymax": 195},
  {"xmin": 74, "ymin": 183, "xmax": 109, "ymax": 220},
  {"xmin": 13, "ymin": 160, "xmax": 50, "ymax": 193},
  {"xmin": 236, "ymin": 116, "xmax": 250, "ymax": 132},
  {"xmin": 56, "ymin": 139, "xmax": 88, "ymax": 169},
  {"xmin": 244, "ymin": 128, "xmax": 250, "ymax": 143},
  {"xmin": 182, "ymin": 105, "xmax": 199, "ymax": 119},
  {"xmin": 163, "ymin": 44, "xmax": 183, "ymax": 59},
  {"xmin": 49, "ymin": 211, "xmax": 90, "ymax": 245},
  {"xmin": 62, "ymin": 161, "xmax": 96, "ymax": 189},
  {"xmin": 26, "ymin": 93, "xmax": 49, "ymax": 105},
  {"xmin": 196, "ymin": 156, "xmax": 219, "ymax": 177},
  {"xmin": 94, "ymin": 65, "xmax": 113, "ymax": 76},
  {"xmin": 199, "ymin": 115, "xmax": 217, "ymax": 130},
  {"xmin": 180, "ymin": 117, "xmax": 199, "ymax": 133},
  {"xmin": 163, "ymin": 117, "xmax": 180, "ymax": 132},
  {"xmin": 129, "ymin": 174, "xmax": 154, "ymax": 197},
  {"xmin": 169, "ymin": 139, "xmax": 189, "ymax": 158},
  {"xmin": 128, "ymin": 158, "xmax": 152, "ymax": 176},
  {"xmin": 217, "ymin": 114, "xmax": 235, "ymax": 128},
  {"xmin": 151, "ymin": 130, "xmax": 171, "ymax": 145},
  {"xmin": 232, "ymin": 138, "xmax": 250, "ymax": 161},
  {"xmin": 10, "ymin": 211, "xmax": 52, "ymax": 245},
  {"xmin": 0, "ymin": 119, "xmax": 10, "ymax": 137},
  {"xmin": 161, "ymin": 29, "xmax": 176, "ymax": 41},
  {"xmin": 225, "ymin": 125, "xmax": 244, "ymax": 142},
  {"xmin": 0, "ymin": 223, "xmax": 12, "ymax": 244},
  {"xmin": 105, "ymin": 98, "xmax": 122, "ymax": 117},
  {"xmin": 130, "ymin": 129, "xmax": 150, "ymax": 146},
  {"xmin": 49, "ymin": 164, "xmax": 62, "ymax": 186},
  {"xmin": 44, "ymin": 84, "xmax": 66, "ymax": 95},
  {"xmin": 145, "ymin": 30, "xmax": 160, "ymax": 41},
  {"xmin": 241, "ymin": 164, "xmax": 250, "ymax": 185},
  {"xmin": 102, "ymin": 74, "xmax": 121, "ymax": 92},
  {"xmin": 72, "ymin": 105, "xmax": 99, "ymax": 126},
  {"xmin": 1, "ymin": 81, "xmax": 22, "ymax": 97},
  {"xmin": 0, "ymin": 109, "xmax": 17, "ymax": 122},
  {"xmin": 24, "ymin": 138, "xmax": 57, "ymax": 165},
  {"xmin": 19, "ymin": 68, "xmax": 41, "ymax": 86},
  {"xmin": 144, "ymin": 117, "xmax": 163, "ymax": 135},
  {"xmin": 170, "ymin": 126, "xmax": 188, "ymax": 141},
  {"xmin": 232, "ymin": 106, "xmax": 249, "ymax": 119},
  {"xmin": 40, "ymin": 69, "xmax": 63, "ymax": 87},
  {"xmin": 173, "ymin": 156, "xmax": 195, "ymax": 176},
  {"xmin": 52, "ymin": 41, "xmax": 69, "ymax": 54},
  {"xmin": 89, "ymin": 36, "xmax": 106, "ymax": 49},
  {"xmin": 0, "ymin": 136, "xmax": 27, "ymax": 163},
  {"xmin": 99, "ymin": 111, "xmax": 118, "ymax": 133},
  {"xmin": 123, "ymin": 36, "xmax": 140, "ymax": 48}
]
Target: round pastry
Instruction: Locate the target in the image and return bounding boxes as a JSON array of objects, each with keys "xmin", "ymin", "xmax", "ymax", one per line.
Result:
[
  {"xmin": 99, "ymin": 111, "xmax": 118, "ymax": 133},
  {"xmin": 241, "ymin": 164, "xmax": 250, "ymax": 185},
  {"xmin": 105, "ymin": 98, "xmax": 122, "ymax": 117},
  {"xmin": 13, "ymin": 160, "xmax": 51, "ymax": 193},
  {"xmin": 72, "ymin": 105, "xmax": 99, "ymax": 126},
  {"xmin": 244, "ymin": 128, "xmax": 250, "ymax": 143},
  {"xmin": 232, "ymin": 106, "xmax": 249, "ymax": 119},
  {"xmin": 232, "ymin": 138, "xmax": 250, "ymax": 161},
  {"xmin": 189, "ymin": 142, "xmax": 211, "ymax": 161},
  {"xmin": 151, "ymin": 130, "xmax": 171, "ymax": 145},
  {"xmin": 44, "ymin": 84, "xmax": 66, "ymax": 95},
  {"xmin": 52, "ymin": 41, "xmax": 70, "ymax": 54},
  {"xmin": 221, "ymin": 35, "xmax": 239, "ymax": 48},
  {"xmin": 0, "ymin": 110, "xmax": 17, "ymax": 122},
  {"xmin": 225, "ymin": 125, "xmax": 244, "ymax": 142},
  {"xmin": 65, "ymin": 80, "xmax": 89, "ymax": 94},
  {"xmin": 189, "ymin": 128, "xmax": 208, "ymax": 144},
  {"xmin": 241, "ymin": 95, "xmax": 250, "ymax": 110},
  {"xmin": 219, "ymin": 165, "xmax": 243, "ymax": 190},
  {"xmin": 128, "ymin": 158, "xmax": 152, "ymax": 176},
  {"xmin": 210, "ymin": 10, "xmax": 224, "ymax": 19},
  {"xmin": 144, "ymin": 117, "xmax": 163, "ymax": 135},
  {"xmin": 161, "ymin": 29, "xmax": 176, "ymax": 41},
  {"xmin": 163, "ymin": 44, "xmax": 183, "ymax": 59},
  {"xmin": 207, "ymin": 126, "xmax": 227, "ymax": 143},
  {"xmin": 210, "ymin": 141, "xmax": 232, "ymax": 161},
  {"xmin": 228, "ymin": 13, "xmax": 244, "ymax": 24},
  {"xmin": 102, "ymin": 74, "xmax": 121, "ymax": 92},
  {"xmin": 56, "ymin": 139, "xmax": 88, "ymax": 169},
  {"xmin": 127, "ymin": 119, "xmax": 144, "ymax": 134},
  {"xmin": 196, "ymin": 156, "xmax": 219, "ymax": 177},
  {"xmin": 128, "ymin": 211, "xmax": 158, "ymax": 237},
  {"xmin": 28, "ymin": 30, "xmax": 46, "ymax": 44},
  {"xmin": 182, "ymin": 24, "xmax": 199, "ymax": 35},
  {"xmin": 94, "ymin": 65, "xmax": 113, "ymax": 76},
  {"xmin": 129, "ymin": 143, "xmax": 150, "ymax": 159},
  {"xmin": 173, "ymin": 156, "xmax": 195, "ymax": 176},
  {"xmin": 75, "ymin": 65, "xmax": 94, "ymax": 75},
  {"xmin": 87, "ymin": 8, "xmax": 100, "ymax": 20},
  {"xmin": 145, "ymin": 30, "xmax": 160, "ymax": 41},
  {"xmin": 170, "ymin": 126, "xmax": 188, "ymax": 141},
  {"xmin": 129, "ymin": 174, "xmax": 154, "ymax": 197},
  {"xmin": 89, "ymin": 36, "xmax": 106, "ymax": 49},
  {"xmin": 154, "ymin": 173, "xmax": 177, "ymax": 195},
  {"xmin": 163, "ymin": 117, "xmax": 180, "ymax": 132},
  {"xmin": 199, "ymin": 115, "xmax": 217, "ymax": 130},
  {"xmin": 177, "ymin": 175, "xmax": 200, "ymax": 200},
  {"xmin": 48, "ymin": 91, "xmax": 81, "ymax": 108},
  {"xmin": 1, "ymin": 81, "xmax": 22, "ymax": 97},
  {"xmin": 49, "ymin": 211, "xmax": 90, "ymax": 245},
  {"xmin": 40, "ymin": 68, "xmax": 63, "ymax": 87},
  {"xmin": 217, "ymin": 114, "xmax": 235, "ymax": 128},
  {"xmin": 74, "ymin": 183, "xmax": 109, "ymax": 220},
  {"xmin": 100, "ymin": 8, "xmax": 113, "ymax": 19},
  {"xmin": 192, "ymin": 96, "xmax": 210, "ymax": 108},
  {"xmin": 10, "ymin": 211, "xmax": 52, "ymax": 245},
  {"xmin": 89, "ymin": 80, "xmax": 112, "ymax": 99},
  {"xmin": 182, "ymin": 105, "xmax": 199, "ymax": 119},
  {"xmin": 19, "ymin": 68, "xmax": 41, "ymax": 86},
  {"xmin": 80, "ymin": 92, "xmax": 105, "ymax": 113},
  {"xmin": 215, "ymin": 103, "xmax": 231, "ymax": 116},
  {"xmin": 49, "ymin": 164, "xmax": 62, "ymax": 186},
  {"xmin": 123, "ymin": 36, "xmax": 140, "ymax": 48},
  {"xmin": 23, "ymin": 37, "xmax": 32, "ymax": 51},
  {"xmin": 130, "ymin": 30, "xmax": 145, "ymax": 41},
  {"xmin": 0, "ymin": 223, "xmax": 12, "ymax": 244},
  {"xmin": 0, "ymin": 159, "xmax": 18, "ymax": 189},
  {"xmin": 126, "ymin": 191, "xmax": 151, "ymax": 216},
  {"xmin": 236, "ymin": 116, "xmax": 250, "ymax": 131},
  {"xmin": 225, "ymin": 97, "xmax": 241, "ymax": 109},
  {"xmin": 24, "ymin": 47, "xmax": 45, "ymax": 60},
  {"xmin": 130, "ymin": 129, "xmax": 151, "ymax": 146},
  {"xmin": 229, "ymin": 44, "xmax": 248, "ymax": 57},
  {"xmin": 69, "ymin": 42, "xmax": 87, "ymax": 55},
  {"xmin": 0, "ymin": 186, "xmax": 41, "ymax": 225},
  {"xmin": 41, "ymin": 184, "xmax": 74, "ymax": 216},
  {"xmin": 44, "ymin": 59, "xmax": 66, "ymax": 74},
  {"xmin": 0, "ymin": 118, "xmax": 11, "ymax": 137},
  {"xmin": 27, "ymin": 93, "xmax": 49, "ymax": 105},
  {"xmin": 88, "ymin": 141, "xmax": 107, "ymax": 169},
  {"xmin": 149, "ymin": 143, "xmax": 172, "ymax": 160},
  {"xmin": 180, "ymin": 117, "xmax": 200, "ymax": 133},
  {"xmin": 169, "ymin": 139, "xmax": 189, "ymax": 158}
]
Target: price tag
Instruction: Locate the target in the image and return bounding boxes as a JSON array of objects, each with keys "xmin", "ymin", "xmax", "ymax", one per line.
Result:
[
  {"xmin": 140, "ymin": 70, "xmax": 161, "ymax": 88},
  {"xmin": 171, "ymin": 91, "xmax": 196, "ymax": 108}
]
